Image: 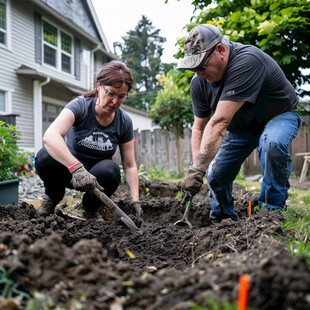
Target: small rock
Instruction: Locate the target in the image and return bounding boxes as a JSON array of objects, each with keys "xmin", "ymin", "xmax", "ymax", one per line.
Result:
[{"xmin": 146, "ymin": 266, "xmax": 157, "ymax": 273}]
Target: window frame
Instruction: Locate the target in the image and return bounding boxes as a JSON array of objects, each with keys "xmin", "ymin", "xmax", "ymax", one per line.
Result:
[
  {"xmin": 0, "ymin": 87, "xmax": 13, "ymax": 115},
  {"xmin": 60, "ymin": 30, "xmax": 73, "ymax": 73},
  {"xmin": 42, "ymin": 19, "xmax": 74, "ymax": 75},
  {"xmin": 0, "ymin": 0, "xmax": 11, "ymax": 50}
]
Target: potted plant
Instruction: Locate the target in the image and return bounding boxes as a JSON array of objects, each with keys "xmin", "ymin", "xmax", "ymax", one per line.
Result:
[{"xmin": 0, "ymin": 121, "xmax": 30, "ymax": 206}]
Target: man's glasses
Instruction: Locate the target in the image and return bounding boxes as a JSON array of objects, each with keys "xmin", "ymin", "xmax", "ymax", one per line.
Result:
[
  {"xmin": 188, "ymin": 45, "xmax": 217, "ymax": 73},
  {"xmin": 102, "ymin": 85, "xmax": 129, "ymax": 102}
]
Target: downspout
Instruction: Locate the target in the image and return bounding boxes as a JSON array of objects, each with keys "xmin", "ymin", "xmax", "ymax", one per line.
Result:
[
  {"xmin": 90, "ymin": 44, "xmax": 101, "ymax": 89},
  {"xmin": 33, "ymin": 77, "xmax": 50, "ymax": 155}
]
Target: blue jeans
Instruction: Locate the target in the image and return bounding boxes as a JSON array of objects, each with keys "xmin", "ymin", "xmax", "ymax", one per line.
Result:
[{"xmin": 206, "ymin": 112, "xmax": 301, "ymax": 219}]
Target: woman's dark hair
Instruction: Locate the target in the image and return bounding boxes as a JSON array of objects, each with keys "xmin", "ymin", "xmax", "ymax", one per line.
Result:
[{"xmin": 83, "ymin": 60, "xmax": 134, "ymax": 98}]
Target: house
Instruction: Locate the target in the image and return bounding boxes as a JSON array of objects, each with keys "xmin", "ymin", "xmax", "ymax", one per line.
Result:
[
  {"xmin": 0, "ymin": 0, "xmax": 117, "ymax": 154},
  {"xmin": 121, "ymin": 103, "xmax": 160, "ymax": 132}
]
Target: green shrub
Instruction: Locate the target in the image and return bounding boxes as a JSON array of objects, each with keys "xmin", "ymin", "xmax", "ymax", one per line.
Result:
[
  {"xmin": 0, "ymin": 121, "xmax": 30, "ymax": 181},
  {"xmin": 147, "ymin": 164, "xmax": 168, "ymax": 180}
]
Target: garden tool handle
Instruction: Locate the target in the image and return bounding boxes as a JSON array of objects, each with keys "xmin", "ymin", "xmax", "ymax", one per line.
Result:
[
  {"xmin": 92, "ymin": 187, "xmax": 139, "ymax": 231},
  {"xmin": 183, "ymin": 198, "xmax": 192, "ymax": 216}
]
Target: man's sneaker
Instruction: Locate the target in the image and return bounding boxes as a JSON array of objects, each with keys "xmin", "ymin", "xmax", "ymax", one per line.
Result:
[
  {"xmin": 258, "ymin": 203, "xmax": 285, "ymax": 213},
  {"xmin": 37, "ymin": 196, "xmax": 58, "ymax": 217}
]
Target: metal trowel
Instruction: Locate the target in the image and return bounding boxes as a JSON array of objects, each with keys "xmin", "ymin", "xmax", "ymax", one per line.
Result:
[{"xmin": 174, "ymin": 198, "xmax": 193, "ymax": 229}]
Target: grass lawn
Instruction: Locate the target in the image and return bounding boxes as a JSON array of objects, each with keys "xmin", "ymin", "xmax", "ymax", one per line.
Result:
[{"xmin": 234, "ymin": 179, "xmax": 310, "ymax": 266}]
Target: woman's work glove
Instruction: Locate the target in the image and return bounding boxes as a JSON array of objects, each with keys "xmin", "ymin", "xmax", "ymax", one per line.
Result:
[
  {"xmin": 69, "ymin": 162, "xmax": 102, "ymax": 192},
  {"xmin": 181, "ymin": 166, "xmax": 206, "ymax": 202},
  {"xmin": 131, "ymin": 201, "xmax": 143, "ymax": 218}
]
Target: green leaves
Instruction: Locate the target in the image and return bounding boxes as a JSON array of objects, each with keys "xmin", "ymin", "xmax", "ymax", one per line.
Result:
[
  {"xmin": 176, "ymin": 0, "xmax": 310, "ymax": 98},
  {"xmin": 280, "ymin": 54, "xmax": 296, "ymax": 65},
  {"xmin": 151, "ymin": 70, "xmax": 193, "ymax": 137},
  {"xmin": 257, "ymin": 20, "xmax": 277, "ymax": 35},
  {"xmin": 0, "ymin": 121, "xmax": 30, "ymax": 181}
]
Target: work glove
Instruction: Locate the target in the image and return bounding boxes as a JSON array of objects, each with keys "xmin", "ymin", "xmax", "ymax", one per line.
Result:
[
  {"xmin": 70, "ymin": 163, "xmax": 103, "ymax": 192},
  {"xmin": 131, "ymin": 201, "xmax": 143, "ymax": 218},
  {"xmin": 181, "ymin": 166, "xmax": 205, "ymax": 203}
]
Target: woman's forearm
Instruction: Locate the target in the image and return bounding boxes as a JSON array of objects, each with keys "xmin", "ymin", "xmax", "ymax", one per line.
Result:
[{"xmin": 124, "ymin": 165, "xmax": 139, "ymax": 202}]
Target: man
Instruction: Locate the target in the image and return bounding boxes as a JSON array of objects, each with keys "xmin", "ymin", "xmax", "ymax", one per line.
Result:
[{"xmin": 178, "ymin": 24, "xmax": 301, "ymax": 223}]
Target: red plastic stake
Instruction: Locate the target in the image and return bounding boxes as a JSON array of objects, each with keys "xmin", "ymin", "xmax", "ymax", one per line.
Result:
[
  {"xmin": 249, "ymin": 201, "xmax": 251, "ymax": 216},
  {"xmin": 238, "ymin": 274, "xmax": 250, "ymax": 310}
]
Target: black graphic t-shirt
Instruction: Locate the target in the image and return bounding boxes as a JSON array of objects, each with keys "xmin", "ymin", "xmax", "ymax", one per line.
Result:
[
  {"xmin": 65, "ymin": 96, "xmax": 133, "ymax": 169},
  {"xmin": 191, "ymin": 42, "xmax": 298, "ymax": 137}
]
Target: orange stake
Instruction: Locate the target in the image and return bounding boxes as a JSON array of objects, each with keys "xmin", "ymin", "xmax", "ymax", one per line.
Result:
[
  {"xmin": 238, "ymin": 274, "xmax": 250, "ymax": 310},
  {"xmin": 249, "ymin": 201, "xmax": 251, "ymax": 216}
]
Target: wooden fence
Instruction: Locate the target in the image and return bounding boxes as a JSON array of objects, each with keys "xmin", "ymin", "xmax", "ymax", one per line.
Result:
[
  {"xmin": 113, "ymin": 123, "xmax": 310, "ymax": 178},
  {"xmin": 113, "ymin": 128, "xmax": 192, "ymax": 174}
]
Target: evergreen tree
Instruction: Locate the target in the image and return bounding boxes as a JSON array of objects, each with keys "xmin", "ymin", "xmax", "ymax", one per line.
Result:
[{"xmin": 121, "ymin": 15, "xmax": 166, "ymax": 91}]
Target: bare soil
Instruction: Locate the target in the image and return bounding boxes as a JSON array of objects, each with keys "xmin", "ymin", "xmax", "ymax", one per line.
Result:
[
  {"xmin": 0, "ymin": 180, "xmax": 310, "ymax": 309},
  {"xmin": 289, "ymin": 177, "xmax": 310, "ymax": 191}
]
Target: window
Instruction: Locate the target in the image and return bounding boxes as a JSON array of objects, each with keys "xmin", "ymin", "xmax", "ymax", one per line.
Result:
[
  {"xmin": 0, "ymin": 90, "xmax": 5, "ymax": 112},
  {"xmin": 0, "ymin": 88, "xmax": 12, "ymax": 114},
  {"xmin": 43, "ymin": 21, "xmax": 57, "ymax": 67},
  {"xmin": 43, "ymin": 20, "xmax": 73, "ymax": 74},
  {"xmin": 0, "ymin": 0, "xmax": 6, "ymax": 45},
  {"xmin": 61, "ymin": 32, "xmax": 72, "ymax": 73}
]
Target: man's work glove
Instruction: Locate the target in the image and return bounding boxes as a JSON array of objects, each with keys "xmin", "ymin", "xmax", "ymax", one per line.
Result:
[
  {"xmin": 69, "ymin": 162, "xmax": 103, "ymax": 192},
  {"xmin": 131, "ymin": 201, "xmax": 143, "ymax": 218},
  {"xmin": 181, "ymin": 166, "xmax": 206, "ymax": 203}
]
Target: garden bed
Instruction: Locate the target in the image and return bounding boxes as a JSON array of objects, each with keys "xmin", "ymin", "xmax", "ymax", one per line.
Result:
[{"xmin": 0, "ymin": 180, "xmax": 309, "ymax": 309}]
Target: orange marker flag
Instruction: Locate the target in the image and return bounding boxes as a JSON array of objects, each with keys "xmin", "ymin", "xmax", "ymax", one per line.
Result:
[
  {"xmin": 238, "ymin": 274, "xmax": 250, "ymax": 310},
  {"xmin": 249, "ymin": 201, "xmax": 251, "ymax": 216}
]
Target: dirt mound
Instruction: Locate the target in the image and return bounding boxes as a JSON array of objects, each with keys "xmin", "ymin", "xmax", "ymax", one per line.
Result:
[{"xmin": 0, "ymin": 180, "xmax": 309, "ymax": 310}]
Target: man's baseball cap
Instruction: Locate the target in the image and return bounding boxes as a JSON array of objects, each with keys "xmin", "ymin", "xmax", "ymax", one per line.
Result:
[{"xmin": 177, "ymin": 24, "xmax": 223, "ymax": 69}]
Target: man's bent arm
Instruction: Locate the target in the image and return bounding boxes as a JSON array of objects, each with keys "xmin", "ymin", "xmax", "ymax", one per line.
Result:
[
  {"xmin": 193, "ymin": 100, "xmax": 244, "ymax": 171},
  {"xmin": 191, "ymin": 116, "xmax": 209, "ymax": 160}
]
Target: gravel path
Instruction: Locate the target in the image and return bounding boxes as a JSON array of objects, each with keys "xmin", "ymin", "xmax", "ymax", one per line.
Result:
[{"xmin": 19, "ymin": 173, "xmax": 77, "ymax": 202}]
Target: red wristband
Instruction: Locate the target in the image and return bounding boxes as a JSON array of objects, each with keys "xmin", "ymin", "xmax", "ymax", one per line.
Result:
[{"xmin": 68, "ymin": 162, "xmax": 82, "ymax": 173}]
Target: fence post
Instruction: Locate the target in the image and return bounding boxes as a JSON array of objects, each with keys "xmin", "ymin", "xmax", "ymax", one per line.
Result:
[
  {"xmin": 154, "ymin": 128, "xmax": 167, "ymax": 170},
  {"xmin": 133, "ymin": 130, "xmax": 141, "ymax": 168},
  {"xmin": 140, "ymin": 130, "xmax": 153, "ymax": 171}
]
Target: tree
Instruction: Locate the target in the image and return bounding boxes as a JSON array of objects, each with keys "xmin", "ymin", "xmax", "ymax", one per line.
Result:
[
  {"xmin": 120, "ymin": 15, "xmax": 175, "ymax": 110},
  {"xmin": 121, "ymin": 15, "xmax": 167, "ymax": 91},
  {"xmin": 150, "ymin": 70, "xmax": 194, "ymax": 177},
  {"xmin": 175, "ymin": 0, "xmax": 310, "ymax": 98}
]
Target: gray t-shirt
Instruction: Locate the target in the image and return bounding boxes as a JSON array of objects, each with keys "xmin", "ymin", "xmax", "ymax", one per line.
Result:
[
  {"xmin": 65, "ymin": 96, "xmax": 133, "ymax": 168},
  {"xmin": 191, "ymin": 42, "xmax": 298, "ymax": 136}
]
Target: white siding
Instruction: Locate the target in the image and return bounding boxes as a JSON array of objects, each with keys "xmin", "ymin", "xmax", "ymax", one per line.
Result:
[
  {"xmin": 121, "ymin": 105, "xmax": 160, "ymax": 132},
  {"xmin": 0, "ymin": 0, "xmax": 112, "ymax": 150},
  {"xmin": 10, "ymin": 1, "xmax": 88, "ymax": 88},
  {"xmin": 0, "ymin": 2, "xmax": 35, "ymax": 147}
]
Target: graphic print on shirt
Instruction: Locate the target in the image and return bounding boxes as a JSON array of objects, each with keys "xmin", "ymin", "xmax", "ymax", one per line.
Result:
[{"xmin": 78, "ymin": 131, "xmax": 113, "ymax": 151}]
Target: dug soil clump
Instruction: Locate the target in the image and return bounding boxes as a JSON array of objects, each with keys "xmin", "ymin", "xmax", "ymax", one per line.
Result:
[{"xmin": 0, "ymin": 180, "xmax": 309, "ymax": 310}]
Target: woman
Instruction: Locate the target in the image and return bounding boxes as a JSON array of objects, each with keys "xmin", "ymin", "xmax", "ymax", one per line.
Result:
[{"xmin": 35, "ymin": 60, "xmax": 141, "ymax": 218}]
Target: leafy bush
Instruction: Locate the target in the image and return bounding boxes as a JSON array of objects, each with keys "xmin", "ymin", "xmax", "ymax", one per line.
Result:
[
  {"xmin": 137, "ymin": 164, "xmax": 149, "ymax": 180},
  {"xmin": 119, "ymin": 164, "xmax": 150, "ymax": 184},
  {"xmin": 0, "ymin": 121, "xmax": 30, "ymax": 181},
  {"xmin": 147, "ymin": 164, "xmax": 169, "ymax": 180}
]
